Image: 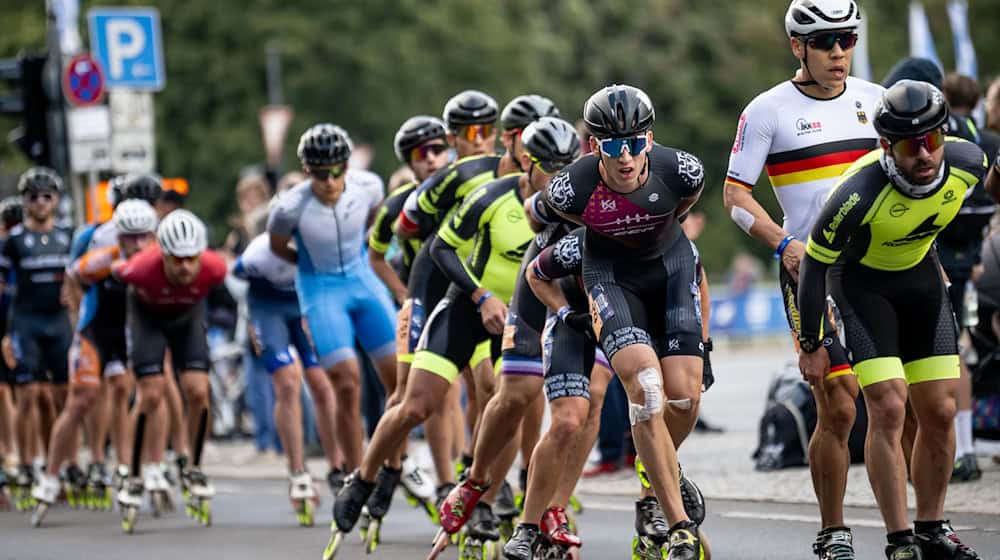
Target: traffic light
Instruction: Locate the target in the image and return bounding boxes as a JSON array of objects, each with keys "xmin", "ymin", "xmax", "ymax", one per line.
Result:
[{"xmin": 0, "ymin": 52, "xmax": 50, "ymax": 166}]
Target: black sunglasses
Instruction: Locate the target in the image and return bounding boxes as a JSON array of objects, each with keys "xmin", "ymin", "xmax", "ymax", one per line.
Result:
[
  {"xmin": 804, "ymin": 31, "xmax": 858, "ymax": 51},
  {"xmin": 309, "ymin": 163, "xmax": 346, "ymax": 180},
  {"xmin": 26, "ymin": 192, "xmax": 56, "ymax": 202}
]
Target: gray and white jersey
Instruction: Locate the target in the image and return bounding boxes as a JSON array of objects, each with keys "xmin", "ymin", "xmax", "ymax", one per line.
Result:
[{"xmin": 267, "ymin": 169, "xmax": 384, "ymax": 275}]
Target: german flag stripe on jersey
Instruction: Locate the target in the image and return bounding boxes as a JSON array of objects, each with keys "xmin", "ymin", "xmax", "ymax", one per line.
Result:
[
  {"xmin": 724, "ymin": 176, "xmax": 754, "ymax": 191},
  {"xmin": 765, "ymin": 138, "xmax": 877, "ymax": 188}
]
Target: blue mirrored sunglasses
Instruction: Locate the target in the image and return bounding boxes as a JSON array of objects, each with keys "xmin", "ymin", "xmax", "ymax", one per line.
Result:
[{"xmin": 598, "ymin": 135, "xmax": 648, "ymax": 158}]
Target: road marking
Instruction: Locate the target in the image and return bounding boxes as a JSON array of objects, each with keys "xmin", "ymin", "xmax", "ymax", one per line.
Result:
[{"xmin": 720, "ymin": 511, "xmax": 974, "ymax": 532}]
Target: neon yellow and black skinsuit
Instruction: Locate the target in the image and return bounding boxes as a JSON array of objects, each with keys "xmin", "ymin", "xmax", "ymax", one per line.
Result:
[
  {"xmin": 395, "ymin": 155, "xmax": 501, "ymax": 365},
  {"xmin": 798, "ymin": 138, "xmax": 988, "ymax": 388},
  {"xmin": 410, "ymin": 174, "xmax": 535, "ymax": 383}
]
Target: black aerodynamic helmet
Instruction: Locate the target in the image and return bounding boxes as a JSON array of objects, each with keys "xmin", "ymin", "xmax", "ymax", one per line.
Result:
[
  {"xmin": 17, "ymin": 166, "xmax": 64, "ymax": 195},
  {"xmin": 122, "ymin": 173, "xmax": 164, "ymax": 205},
  {"xmin": 500, "ymin": 94, "xmax": 560, "ymax": 131},
  {"xmin": 873, "ymin": 79, "xmax": 949, "ymax": 140},
  {"xmin": 297, "ymin": 123, "xmax": 353, "ymax": 167},
  {"xmin": 0, "ymin": 197, "xmax": 23, "ymax": 229},
  {"xmin": 442, "ymin": 90, "xmax": 499, "ymax": 130},
  {"xmin": 583, "ymin": 84, "xmax": 655, "ymax": 139},
  {"xmin": 522, "ymin": 117, "xmax": 581, "ymax": 170},
  {"xmin": 394, "ymin": 116, "xmax": 448, "ymax": 162}
]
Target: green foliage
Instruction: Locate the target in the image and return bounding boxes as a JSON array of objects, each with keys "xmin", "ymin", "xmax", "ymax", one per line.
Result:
[{"xmin": 2, "ymin": 0, "xmax": 999, "ymax": 272}]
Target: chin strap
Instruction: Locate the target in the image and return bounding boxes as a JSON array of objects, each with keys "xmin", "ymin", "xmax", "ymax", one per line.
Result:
[
  {"xmin": 879, "ymin": 150, "xmax": 946, "ymax": 198},
  {"xmin": 792, "ymin": 42, "xmax": 836, "ymax": 91}
]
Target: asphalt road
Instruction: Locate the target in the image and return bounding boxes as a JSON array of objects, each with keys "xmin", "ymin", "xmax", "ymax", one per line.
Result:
[{"xmin": 3, "ymin": 478, "xmax": 999, "ymax": 560}]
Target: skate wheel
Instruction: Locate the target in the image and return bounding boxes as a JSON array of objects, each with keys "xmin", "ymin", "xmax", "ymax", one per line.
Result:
[
  {"xmin": 122, "ymin": 507, "xmax": 138, "ymax": 534},
  {"xmin": 151, "ymin": 492, "xmax": 164, "ymax": 517},
  {"xmin": 698, "ymin": 528, "xmax": 710, "ymax": 560},
  {"xmin": 297, "ymin": 499, "xmax": 315, "ymax": 527},
  {"xmin": 322, "ymin": 526, "xmax": 344, "ymax": 560},
  {"xmin": 31, "ymin": 503, "xmax": 48, "ymax": 527},
  {"xmin": 365, "ymin": 524, "xmax": 379, "ymax": 554},
  {"xmin": 199, "ymin": 500, "xmax": 212, "ymax": 526},
  {"xmin": 426, "ymin": 528, "xmax": 452, "ymax": 560}
]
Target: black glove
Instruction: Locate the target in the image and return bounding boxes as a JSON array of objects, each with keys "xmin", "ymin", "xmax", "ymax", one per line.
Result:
[
  {"xmin": 562, "ymin": 311, "xmax": 597, "ymax": 345},
  {"xmin": 702, "ymin": 338, "xmax": 714, "ymax": 391}
]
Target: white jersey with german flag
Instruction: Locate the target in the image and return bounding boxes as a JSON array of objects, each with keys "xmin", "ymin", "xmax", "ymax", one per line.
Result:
[{"xmin": 726, "ymin": 77, "xmax": 884, "ymax": 240}]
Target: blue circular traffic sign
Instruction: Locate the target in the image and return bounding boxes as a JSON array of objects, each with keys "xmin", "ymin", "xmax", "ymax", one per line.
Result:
[{"xmin": 63, "ymin": 54, "xmax": 106, "ymax": 107}]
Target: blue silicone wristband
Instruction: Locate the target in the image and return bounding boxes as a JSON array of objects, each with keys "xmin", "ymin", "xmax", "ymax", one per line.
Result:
[
  {"xmin": 774, "ymin": 235, "xmax": 795, "ymax": 259},
  {"xmin": 475, "ymin": 291, "xmax": 493, "ymax": 312},
  {"xmin": 557, "ymin": 306, "xmax": 572, "ymax": 322}
]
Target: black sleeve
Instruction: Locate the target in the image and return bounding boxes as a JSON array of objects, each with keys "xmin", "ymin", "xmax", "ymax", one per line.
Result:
[
  {"xmin": 531, "ymin": 228, "xmax": 584, "ymax": 280},
  {"xmin": 797, "ymin": 254, "xmax": 829, "ymax": 341},
  {"xmin": 429, "ymin": 235, "xmax": 480, "ymax": 296},
  {"xmin": 368, "ymin": 185, "xmax": 410, "ymax": 254},
  {"xmin": 0, "ymin": 238, "xmax": 13, "ymax": 278},
  {"xmin": 946, "ymin": 138, "xmax": 989, "ymax": 185},
  {"xmin": 664, "ymin": 147, "xmax": 706, "ymax": 199},
  {"xmin": 542, "ymin": 156, "xmax": 597, "ymax": 218}
]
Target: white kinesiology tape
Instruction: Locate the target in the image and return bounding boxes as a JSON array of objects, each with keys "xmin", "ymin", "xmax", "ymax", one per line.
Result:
[
  {"xmin": 628, "ymin": 367, "xmax": 664, "ymax": 425},
  {"xmin": 730, "ymin": 206, "xmax": 755, "ymax": 234}
]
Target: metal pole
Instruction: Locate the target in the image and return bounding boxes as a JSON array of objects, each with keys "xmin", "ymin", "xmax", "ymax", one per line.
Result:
[{"xmin": 264, "ymin": 43, "xmax": 286, "ymax": 190}]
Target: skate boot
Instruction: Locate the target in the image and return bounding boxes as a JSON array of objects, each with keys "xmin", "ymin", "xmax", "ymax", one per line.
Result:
[
  {"xmin": 327, "ymin": 466, "xmax": 346, "ymax": 496},
  {"xmin": 460, "ymin": 502, "xmax": 501, "ymax": 560},
  {"xmin": 85, "ymin": 462, "xmax": 113, "ymax": 510},
  {"xmin": 666, "ymin": 520, "xmax": 708, "ymax": 560},
  {"xmin": 118, "ymin": 478, "xmax": 144, "ymax": 534},
  {"xmin": 435, "ymin": 481, "xmax": 456, "ymax": 510},
  {"xmin": 950, "ymin": 454, "xmax": 982, "ymax": 483},
  {"xmin": 495, "ymin": 480, "xmax": 519, "ymax": 541},
  {"xmin": 172, "ymin": 455, "xmax": 187, "ymax": 490},
  {"xmin": 30, "ymin": 473, "xmax": 60, "ymax": 527},
  {"xmin": 114, "ymin": 464, "xmax": 129, "ymax": 492},
  {"xmin": 181, "ymin": 467, "xmax": 213, "ymax": 526},
  {"xmin": 428, "ymin": 478, "xmax": 490, "ymax": 559},
  {"xmin": 515, "ymin": 468, "xmax": 527, "ymax": 512},
  {"xmin": 885, "ymin": 539, "xmax": 923, "ymax": 560},
  {"xmin": 145, "ymin": 464, "xmax": 173, "ymax": 518},
  {"xmin": 503, "ymin": 523, "xmax": 542, "ymax": 560},
  {"xmin": 540, "ymin": 506, "xmax": 582, "ymax": 559},
  {"xmin": 632, "ymin": 496, "xmax": 670, "ymax": 560},
  {"xmin": 63, "ymin": 463, "xmax": 87, "ymax": 508},
  {"xmin": 289, "ymin": 471, "xmax": 318, "ymax": 527},
  {"xmin": 813, "ymin": 527, "xmax": 855, "ymax": 560},
  {"xmin": 323, "ymin": 471, "xmax": 375, "ymax": 560},
  {"xmin": 915, "ymin": 521, "xmax": 981, "ymax": 559},
  {"xmin": 14, "ymin": 464, "xmax": 35, "ymax": 511},
  {"xmin": 400, "ymin": 455, "xmax": 437, "ymax": 523},
  {"xmin": 678, "ymin": 465, "xmax": 705, "ymax": 526},
  {"xmin": 361, "ymin": 465, "xmax": 402, "ymax": 553}
]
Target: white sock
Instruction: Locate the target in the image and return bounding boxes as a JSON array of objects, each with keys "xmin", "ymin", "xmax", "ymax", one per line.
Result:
[{"xmin": 955, "ymin": 409, "xmax": 974, "ymax": 459}]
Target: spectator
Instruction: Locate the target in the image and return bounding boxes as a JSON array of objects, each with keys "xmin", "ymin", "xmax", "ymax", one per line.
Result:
[
  {"xmin": 986, "ymin": 77, "xmax": 1000, "ymax": 132},
  {"xmin": 223, "ymin": 174, "xmax": 271, "ymax": 258}
]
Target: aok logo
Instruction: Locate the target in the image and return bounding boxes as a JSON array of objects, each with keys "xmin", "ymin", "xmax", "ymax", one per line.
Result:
[{"xmin": 795, "ymin": 118, "xmax": 823, "ymax": 135}]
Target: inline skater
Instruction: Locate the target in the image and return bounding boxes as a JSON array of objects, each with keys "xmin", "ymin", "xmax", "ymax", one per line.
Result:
[
  {"xmin": 0, "ymin": 168, "xmax": 74, "ymax": 511},
  {"xmin": 365, "ymin": 115, "xmax": 452, "ymax": 527},
  {"xmin": 798, "ymin": 80, "xmax": 986, "ymax": 560},
  {"xmin": 31, "ymin": 199, "xmax": 159, "ymax": 526},
  {"xmin": 233, "ymin": 230, "xmax": 341, "ymax": 527},
  {"xmin": 0, "ymin": 197, "xmax": 21, "ymax": 509},
  {"xmin": 326, "ymin": 116, "xmax": 572, "ymax": 560},
  {"xmin": 393, "ymin": 90, "xmax": 503, "ymax": 501},
  {"xmin": 114, "ymin": 209, "xmax": 226, "ymax": 532},
  {"xmin": 531, "ymin": 84, "xmax": 708, "ymax": 560},
  {"xmin": 268, "ymin": 124, "xmax": 397, "ymax": 490},
  {"xmin": 433, "ymin": 114, "xmax": 581, "ymax": 541},
  {"xmin": 722, "ymin": 2, "xmax": 883, "ymax": 556}
]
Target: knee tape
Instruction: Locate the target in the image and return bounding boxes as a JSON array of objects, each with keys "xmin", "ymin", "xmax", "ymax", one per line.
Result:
[{"xmin": 628, "ymin": 367, "xmax": 664, "ymax": 425}]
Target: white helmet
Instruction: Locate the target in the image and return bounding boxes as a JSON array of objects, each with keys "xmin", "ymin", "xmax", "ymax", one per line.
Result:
[
  {"xmin": 785, "ymin": 0, "xmax": 860, "ymax": 37},
  {"xmin": 113, "ymin": 199, "xmax": 158, "ymax": 234},
  {"xmin": 157, "ymin": 209, "xmax": 207, "ymax": 257}
]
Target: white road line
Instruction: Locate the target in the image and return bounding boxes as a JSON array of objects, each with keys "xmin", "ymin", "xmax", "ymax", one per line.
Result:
[{"xmin": 719, "ymin": 511, "xmax": 974, "ymax": 532}]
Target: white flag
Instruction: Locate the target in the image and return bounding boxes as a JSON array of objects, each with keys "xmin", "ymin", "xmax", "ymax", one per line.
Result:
[
  {"xmin": 909, "ymin": 0, "xmax": 942, "ymax": 69},
  {"xmin": 852, "ymin": 6, "xmax": 873, "ymax": 81},
  {"xmin": 947, "ymin": 0, "xmax": 977, "ymax": 78}
]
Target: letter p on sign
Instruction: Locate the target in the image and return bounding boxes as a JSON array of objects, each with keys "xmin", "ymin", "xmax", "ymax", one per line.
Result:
[{"xmin": 89, "ymin": 8, "xmax": 165, "ymax": 91}]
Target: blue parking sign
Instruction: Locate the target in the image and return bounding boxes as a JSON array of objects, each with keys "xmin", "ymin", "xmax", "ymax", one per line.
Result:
[{"xmin": 88, "ymin": 8, "xmax": 165, "ymax": 90}]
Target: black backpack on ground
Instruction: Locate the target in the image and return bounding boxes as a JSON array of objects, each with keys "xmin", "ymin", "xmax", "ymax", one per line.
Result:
[{"xmin": 753, "ymin": 362, "xmax": 867, "ymax": 470}]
